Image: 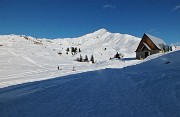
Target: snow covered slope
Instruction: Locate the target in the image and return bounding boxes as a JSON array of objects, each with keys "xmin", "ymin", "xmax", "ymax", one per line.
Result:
[
  {"xmin": 0, "ymin": 29, "xmax": 141, "ymax": 88},
  {"xmin": 0, "ymin": 50, "xmax": 179, "ymax": 117},
  {"xmin": 53, "ymin": 28, "xmax": 140, "ymax": 58}
]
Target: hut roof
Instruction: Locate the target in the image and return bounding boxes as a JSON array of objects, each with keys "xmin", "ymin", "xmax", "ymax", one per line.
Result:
[{"xmin": 145, "ymin": 33, "xmax": 166, "ymax": 49}]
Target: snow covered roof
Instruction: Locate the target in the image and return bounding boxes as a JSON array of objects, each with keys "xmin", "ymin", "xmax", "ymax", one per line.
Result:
[
  {"xmin": 142, "ymin": 42, "xmax": 152, "ymax": 50},
  {"xmin": 145, "ymin": 33, "xmax": 166, "ymax": 49}
]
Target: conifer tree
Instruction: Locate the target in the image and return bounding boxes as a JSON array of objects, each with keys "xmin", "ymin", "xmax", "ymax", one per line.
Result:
[
  {"xmin": 79, "ymin": 54, "xmax": 83, "ymax": 62},
  {"xmin": 90, "ymin": 55, "xmax": 95, "ymax": 63},
  {"xmin": 71, "ymin": 47, "xmax": 74, "ymax": 52},
  {"xmin": 75, "ymin": 47, "xmax": 77, "ymax": 52},
  {"xmin": 84, "ymin": 55, "xmax": 88, "ymax": 62},
  {"xmin": 74, "ymin": 47, "xmax": 77, "ymax": 54},
  {"xmin": 66, "ymin": 47, "xmax": 70, "ymax": 52},
  {"xmin": 71, "ymin": 47, "xmax": 75, "ymax": 55},
  {"xmin": 114, "ymin": 52, "xmax": 120, "ymax": 59},
  {"xmin": 79, "ymin": 48, "xmax": 81, "ymax": 52}
]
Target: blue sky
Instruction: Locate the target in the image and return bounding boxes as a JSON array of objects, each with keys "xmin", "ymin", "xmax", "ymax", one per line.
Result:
[{"xmin": 0, "ymin": 0, "xmax": 179, "ymax": 44}]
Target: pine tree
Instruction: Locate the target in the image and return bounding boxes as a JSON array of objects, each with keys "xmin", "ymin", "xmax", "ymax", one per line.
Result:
[
  {"xmin": 79, "ymin": 54, "xmax": 83, "ymax": 62},
  {"xmin": 84, "ymin": 55, "xmax": 88, "ymax": 62},
  {"xmin": 71, "ymin": 47, "xmax": 75, "ymax": 55},
  {"xmin": 114, "ymin": 52, "xmax": 120, "ymax": 59},
  {"xmin": 71, "ymin": 47, "xmax": 74, "ymax": 53},
  {"xmin": 66, "ymin": 48, "xmax": 70, "ymax": 52},
  {"xmin": 74, "ymin": 47, "xmax": 77, "ymax": 54},
  {"xmin": 90, "ymin": 55, "xmax": 95, "ymax": 63},
  {"xmin": 79, "ymin": 48, "xmax": 81, "ymax": 52}
]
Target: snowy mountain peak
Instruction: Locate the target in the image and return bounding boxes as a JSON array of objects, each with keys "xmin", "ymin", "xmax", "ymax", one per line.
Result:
[
  {"xmin": 91, "ymin": 28, "xmax": 109, "ymax": 35},
  {"xmin": 96, "ymin": 28, "xmax": 108, "ymax": 33}
]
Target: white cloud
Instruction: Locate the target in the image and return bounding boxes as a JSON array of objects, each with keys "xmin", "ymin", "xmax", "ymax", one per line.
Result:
[
  {"xmin": 172, "ymin": 5, "xmax": 180, "ymax": 11},
  {"xmin": 103, "ymin": 4, "xmax": 116, "ymax": 9},
  {"xmin": 147, "ymin": 29, "xmax": 160, "ymax": 35},
  {"xmin": 148, "ymin": 29, "xmax": 157, "ymax": 33}
]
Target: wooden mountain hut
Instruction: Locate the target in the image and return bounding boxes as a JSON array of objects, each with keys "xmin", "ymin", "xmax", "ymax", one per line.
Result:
[{"xmin": 135, "ymin": 33, "xmax": 167, "ymax": 59}]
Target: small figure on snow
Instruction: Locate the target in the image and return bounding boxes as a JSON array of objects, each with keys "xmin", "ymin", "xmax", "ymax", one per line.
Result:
[
  {"xmin": 57, "ymin": 66, "xmax": 60, "ymax": 70},
  {"xmin": 72, "ymin": 66, "xmax": 76, "ymax": 71}
]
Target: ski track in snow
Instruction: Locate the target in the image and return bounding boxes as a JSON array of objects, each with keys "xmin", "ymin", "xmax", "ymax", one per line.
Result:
[{"xmin": 8, "ymin": 49, "xmax": 43, "ymax": 68}]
